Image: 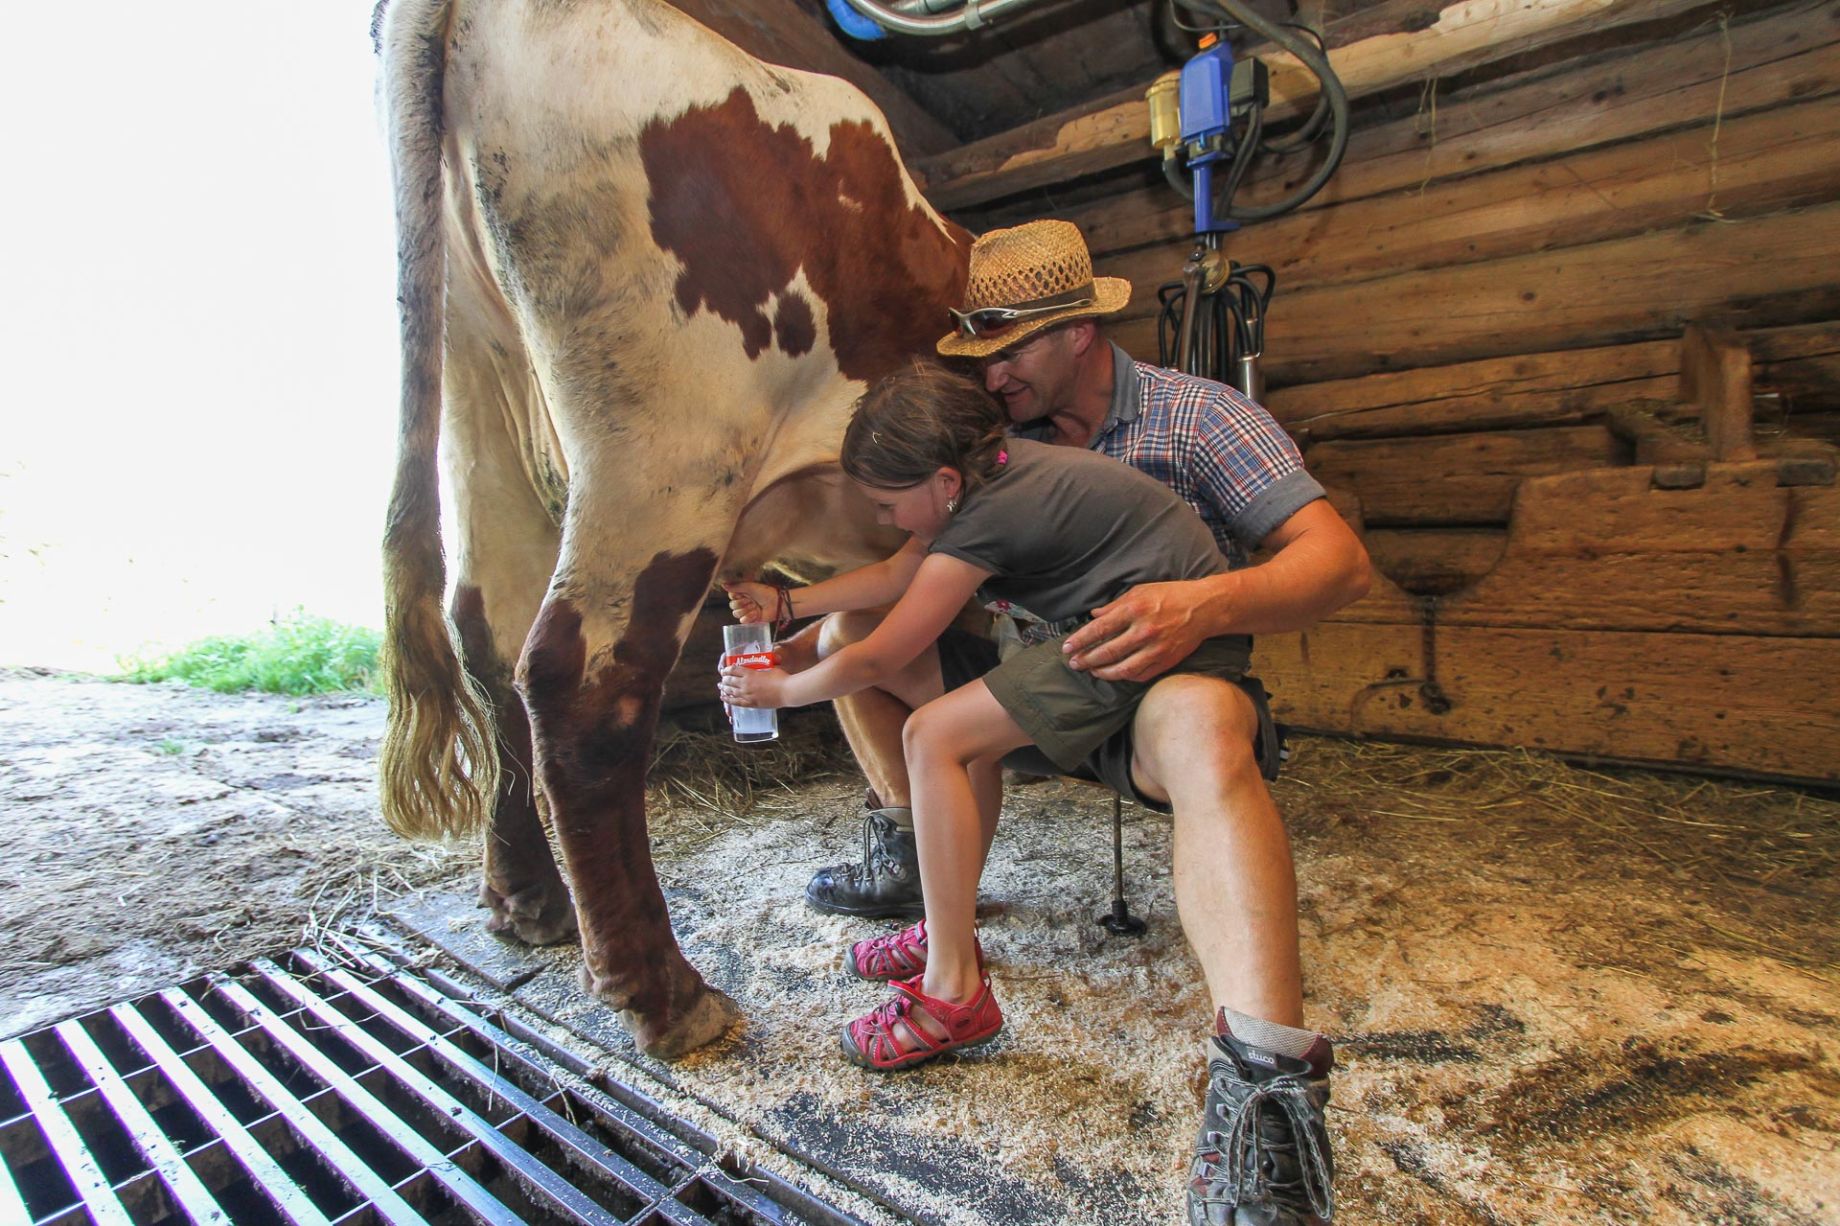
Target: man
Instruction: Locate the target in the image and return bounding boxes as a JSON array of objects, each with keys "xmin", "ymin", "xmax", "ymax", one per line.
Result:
[{"xmin": 777, "ymin": 219, "xmax": 1369, "ymax": 1225}]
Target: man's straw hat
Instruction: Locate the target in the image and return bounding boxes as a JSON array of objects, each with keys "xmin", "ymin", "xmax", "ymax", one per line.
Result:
[{"xmin": 936, "ymin": 220, "xmax": 1132, "ymax": 359}]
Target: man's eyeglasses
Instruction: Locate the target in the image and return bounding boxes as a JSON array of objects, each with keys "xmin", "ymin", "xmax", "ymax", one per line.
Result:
[{"xmin": 948, "ymin": 295, "xmax": 1095, "ymax": 340}]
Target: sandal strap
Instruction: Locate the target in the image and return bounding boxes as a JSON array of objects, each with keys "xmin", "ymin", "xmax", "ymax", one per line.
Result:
[
  {"xmin": 889, "ymin": 972, "xmax": 992, "ymax": 1041},
  {"xmin": 854, "ymin": 919, "xmax": 929, "ymax": 979},
  {"xmin": 855, "ymin": 992, "xmax": 941, "ymax": 1064},
  {"xmin": 849, "ymin": 921, "xmax": 987, "ymax": 982}
]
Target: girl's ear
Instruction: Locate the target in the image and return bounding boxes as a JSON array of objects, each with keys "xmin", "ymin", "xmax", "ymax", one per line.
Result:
[{"xmin": 936, "ymin": 466, "xmax": 964, "ymax": 501}]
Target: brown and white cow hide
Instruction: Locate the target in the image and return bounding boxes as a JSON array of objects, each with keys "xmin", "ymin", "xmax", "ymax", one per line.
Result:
[{"xmin": 376, "ymin": 0, "xmax": 968, "ymax": 1057}]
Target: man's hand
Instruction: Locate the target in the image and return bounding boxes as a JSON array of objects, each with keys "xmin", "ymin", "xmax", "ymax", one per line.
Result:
[
  {"xmin": 719, "ymin": 661, "xmax": 786, "ymax": 709},
  {"xmin": 1062, "ymin": 579, "xmax": 1219, "ymax": 682},
  {"xmin": 722, "ymin": 580, "xmax": 777, "ymax": 625}
]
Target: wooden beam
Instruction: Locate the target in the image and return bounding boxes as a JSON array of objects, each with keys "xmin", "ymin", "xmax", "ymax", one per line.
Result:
[
  {"xmin": 1268, "ymin": 341, "xmax": 1682, "ymax": 440},
  {"xmin": 1304, "ymin": 425, "xmax": 1626, "ymax": 525},
  {"xmin": 1323, "ymin": 461, "xmax": 1840, "ymax": 628},
  {"xmin": 1364, "ymin": 528, "xmax": 1508, "ymax": 594},
  {"xmin": 916, "ymin": 0, "xmax": 1755, "ymax": 209},
  {"xmin": 1681, "ymin": 325, "xmax": 1759, "ymax": 461},
  {"xmin": 1257, "ymin": 620, "xmax": 1840, "ymax": 781},
  {"xmin": 1265, "ymin": 321, "xmax": 1840, "ymax": 442},
  {"xmin": 1099, "ymin": 94, "xmax": 1840, "ymax": 319},
  {"xmin": 1113, "ymin": 202, "xmax": 1840, "ymax": 383},
  {"xmin": 664, "ymin": 0, "xmax": 954, "ymax": 157},
  {"xmin": 1448, "ymin": 463, "xmax": 1840, "ymax": 635},
  {"xmin": 1067, "ymin": 3, "xmax": 1838, "ymax": 258}
]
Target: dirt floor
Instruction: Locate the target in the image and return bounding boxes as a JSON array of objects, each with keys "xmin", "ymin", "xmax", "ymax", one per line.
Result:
[{"xmin": 1, "ymin": 668, "xmax": 1837, "ymax": 1224}]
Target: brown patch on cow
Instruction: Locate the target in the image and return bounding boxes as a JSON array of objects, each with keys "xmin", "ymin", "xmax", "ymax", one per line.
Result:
[
  {"xmin": 640, "ymin": 88, "xmax": 969, "ymax": 381},
  {"xmin": 774, "ymin": 292, "xmax": 816, "ymax": 358},
  {"xmin": 518, "ymin": 549, "xmax": 723, "ymax": 1044}
]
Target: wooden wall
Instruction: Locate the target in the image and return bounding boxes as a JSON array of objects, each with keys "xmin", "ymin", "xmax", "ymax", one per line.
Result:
[{"xmin": 925, "ymin": 0, "xmax": 1840, "ymax": 782}]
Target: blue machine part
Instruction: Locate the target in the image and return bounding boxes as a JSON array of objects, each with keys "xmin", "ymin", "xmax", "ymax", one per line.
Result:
[
  {"xmin": 1178, "ymin": 42, "xmax": 1233, "ymax": 151},
  {"xmin": 827, "ymin": 0, "xmax": 888, "ymax": 40},
  {"xmin": 1179, "ymin": 41, "xmax": 1235, "ymax": 233}
]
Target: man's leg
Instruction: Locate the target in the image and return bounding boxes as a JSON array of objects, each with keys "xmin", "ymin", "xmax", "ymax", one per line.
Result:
[
  {"xmin": 779, "ymin": 612, "xmax": 947, "ymax": 918},
  {"xmin": 1130, "ymin": 676, "xmax": 1301, "ymax": 1025},
  {"xmin": 1129, "ymin": 676, "xmax": 1334, "ymax": 1226}
]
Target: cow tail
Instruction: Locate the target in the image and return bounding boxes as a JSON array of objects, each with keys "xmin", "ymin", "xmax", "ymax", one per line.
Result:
[{"xmin": 376, "ymin": 0, "xmax": 499, "ymax": 841}]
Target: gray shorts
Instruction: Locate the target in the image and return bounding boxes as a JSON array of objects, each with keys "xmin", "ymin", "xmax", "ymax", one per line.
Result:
[{"xmin": 936, "ymin": 627, "xmax": 1283, "ymax": 814}]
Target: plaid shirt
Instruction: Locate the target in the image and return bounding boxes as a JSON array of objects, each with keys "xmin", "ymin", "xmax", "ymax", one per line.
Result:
[{"xmin": 1021, "ymin": 344, "xmax": 1322, "ymax": 568}]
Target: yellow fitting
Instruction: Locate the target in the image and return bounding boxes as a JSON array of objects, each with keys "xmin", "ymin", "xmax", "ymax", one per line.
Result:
[{"xmin": 1147, "ymin": 70, "xmax": 1182, "ymax": 155}]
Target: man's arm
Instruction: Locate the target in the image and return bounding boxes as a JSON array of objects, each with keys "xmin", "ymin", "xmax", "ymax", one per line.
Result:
[{"xmin": 1062, "ymin": 498, "xmax": 1372, "ymax": 682}]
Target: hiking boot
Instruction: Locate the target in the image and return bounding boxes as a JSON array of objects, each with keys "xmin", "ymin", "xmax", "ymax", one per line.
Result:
[
  {"xmin": 805, "ymin": 804, "xmax": 923, "ymax": 919},
  {"xmin": 1186, "ymin": 1015, "xmax": 1336, "ymax": 1226}
]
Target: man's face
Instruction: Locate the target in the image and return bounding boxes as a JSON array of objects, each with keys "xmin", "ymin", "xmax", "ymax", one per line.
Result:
[{"xmin": 981, "ymin": 325, "xmax": 1076, "ymax": 424}]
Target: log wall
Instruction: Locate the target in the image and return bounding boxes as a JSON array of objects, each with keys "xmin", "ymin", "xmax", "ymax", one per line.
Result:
[{"xmin": 939, "ymin": 0, "xmax": 1840, "ymax": 782}]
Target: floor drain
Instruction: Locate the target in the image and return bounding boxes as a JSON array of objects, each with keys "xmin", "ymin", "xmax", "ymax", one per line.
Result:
[{"xmin": 0, "ymin": 937, "xmax": 866, "ymax": 1224}]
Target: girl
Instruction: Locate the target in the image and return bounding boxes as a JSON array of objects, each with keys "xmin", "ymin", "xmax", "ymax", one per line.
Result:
[{"xmin": 720, "ymin": 361, "xmax": 1250, "ymax": 1071}]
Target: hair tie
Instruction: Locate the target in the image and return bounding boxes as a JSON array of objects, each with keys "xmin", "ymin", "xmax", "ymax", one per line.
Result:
[{"xmin": 996, "ymin": 449, "xmax": 1009, "ymax": 465}]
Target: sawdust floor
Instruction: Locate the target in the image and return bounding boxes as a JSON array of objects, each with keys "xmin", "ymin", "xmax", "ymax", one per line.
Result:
[{"xmin": 2, "ymin": 670, "xmax": 1836, "ymax": 1223}]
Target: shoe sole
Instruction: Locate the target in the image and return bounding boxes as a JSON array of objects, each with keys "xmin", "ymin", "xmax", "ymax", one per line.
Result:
[
  {"xmin": 804, "ymin": 882, "xmax": 926, "ymax": 921},
  {"xmin": 837, "ymin": 1025, "xmax": 1002, "ymax": 1072}
]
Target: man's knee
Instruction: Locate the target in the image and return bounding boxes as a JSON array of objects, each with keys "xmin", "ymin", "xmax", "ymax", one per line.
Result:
[
  {"xmin": 816, "ymin": 609, "xmax": 882, "ymax": 660},
  {"xmin": 1131, "ymin": 676, "xmax": 1263, "ymax": 800}
]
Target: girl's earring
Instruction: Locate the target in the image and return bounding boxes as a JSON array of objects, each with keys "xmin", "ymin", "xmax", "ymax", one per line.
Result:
[{"xmin": 946, "ymin": 497, "xmax": 959, "ymax": 513}]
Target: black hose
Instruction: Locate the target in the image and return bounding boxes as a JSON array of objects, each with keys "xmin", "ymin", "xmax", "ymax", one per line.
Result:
[
  {"xmin": 1159, "ymin": 260, "xmax": 1277, "ymax": 383},
  {"xmin": 1163, "ymin": 156, "xmax": 1193, "ymax": 202},
  {"xmin": 1260, "ymin": 24, "xmax": 1331, "ymax": 154}
]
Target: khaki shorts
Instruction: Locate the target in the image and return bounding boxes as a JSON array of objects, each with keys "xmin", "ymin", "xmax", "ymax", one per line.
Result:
[{"xmin": 938, "ymin": 627, "xmax": 1279, "ymax": 812}]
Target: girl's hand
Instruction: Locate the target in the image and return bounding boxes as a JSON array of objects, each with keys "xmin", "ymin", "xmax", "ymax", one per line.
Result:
[
  {"xmin": 722, "ymin": 581, "xmax": 777, "ymax": 625},
  {"xmin": 719, "ymin": 662, "xmax": 786, "ymax": 709}
]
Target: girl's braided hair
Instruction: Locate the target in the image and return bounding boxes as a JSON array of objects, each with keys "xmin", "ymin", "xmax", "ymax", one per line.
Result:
[{"xmin": 841, "ymin": 361, "xmax": 1009, "ymax": 496}]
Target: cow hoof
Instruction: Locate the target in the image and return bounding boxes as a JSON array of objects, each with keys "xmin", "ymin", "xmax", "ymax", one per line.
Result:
[
  {"xmin": 623, "ymin": 985, "xmax": 743, "ymax": 1061},
  {"xmin": 479, "ymin": 879, "xmax": 578, "ymax": 946}
]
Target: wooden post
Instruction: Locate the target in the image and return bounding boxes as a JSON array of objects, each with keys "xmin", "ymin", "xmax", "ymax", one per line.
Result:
[{"xmin": 1680, "ymin": 324, "xmax": 1759, "ymax": 462}]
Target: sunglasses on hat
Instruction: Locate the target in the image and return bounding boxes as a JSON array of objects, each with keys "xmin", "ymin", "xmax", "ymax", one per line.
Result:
[{"xmin": 947, "ymin": 294, "xmax": 1096, "ymax": 340}]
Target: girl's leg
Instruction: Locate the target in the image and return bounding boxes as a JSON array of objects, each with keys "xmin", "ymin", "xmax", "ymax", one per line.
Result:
[{"xmin": 901, "ymin": 681, "xmax": 1031, "ymax": 1006}]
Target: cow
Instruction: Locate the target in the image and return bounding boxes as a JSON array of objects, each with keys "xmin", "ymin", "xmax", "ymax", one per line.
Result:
[{"xmin": 375, "ymin": 0, "xmax": 969, "ymax": 1058}]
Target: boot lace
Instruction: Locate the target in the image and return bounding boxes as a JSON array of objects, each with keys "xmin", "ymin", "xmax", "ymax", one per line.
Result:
[
  {"xmin": 1195, "ymin": 1068, "xmax": 1334, "ymax": 1221},
  {"xmin": 841, "ymin": 811, "xmax": 905, "ymax": 887}
]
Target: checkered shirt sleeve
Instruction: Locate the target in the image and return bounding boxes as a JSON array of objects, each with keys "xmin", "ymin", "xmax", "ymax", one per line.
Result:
[{"xmin": 1102, "ymin": 364, "xmax": 1321, "ymax": 562}]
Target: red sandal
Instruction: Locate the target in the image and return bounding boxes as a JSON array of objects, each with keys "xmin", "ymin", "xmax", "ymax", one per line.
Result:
[
  {"xmin": 846, "ymin": 919, "xmax": 986, "ymax": 982},
  {"xmin": 839, "ymin": 972, "xmax": 1003, "ymax": 1071},
  {"xmin": 848, "ymin": 919, "xmax": 925, "ymax": 981}
]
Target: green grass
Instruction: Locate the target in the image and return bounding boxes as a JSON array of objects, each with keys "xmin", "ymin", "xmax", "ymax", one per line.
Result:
[{"xmin": 117, "ymin": 613, "xmax": 383, "ymax": 696}]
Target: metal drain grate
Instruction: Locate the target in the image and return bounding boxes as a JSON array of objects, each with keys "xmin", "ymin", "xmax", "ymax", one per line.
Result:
[{"xmin": 0, "ymin": 938, "xmax": 865, "ymax": 1225}]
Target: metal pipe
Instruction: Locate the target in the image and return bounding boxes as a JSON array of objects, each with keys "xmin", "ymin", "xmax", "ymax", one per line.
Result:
[
  {"xmin": 1176, "ymin": 247, "xmax": 1206, "ymax": 375},
  {"xmin": 839, "ymin": 0, "xmax": 1051, "ymax": 36}
]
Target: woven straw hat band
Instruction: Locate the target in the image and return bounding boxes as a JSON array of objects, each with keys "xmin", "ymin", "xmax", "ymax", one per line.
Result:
[
  {"xmin": 935, "ymin": 219, "xmax": 1131, "ymax": 358},
  {"xmin": 963, "ymin": 220, "xmax": 1096, "ymax": 311}
]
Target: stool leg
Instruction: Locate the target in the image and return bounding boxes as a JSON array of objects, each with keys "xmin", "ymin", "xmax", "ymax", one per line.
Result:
[{"xmin": 1097, "ymin": 791, "xmax": 1146, "ymax": 936}]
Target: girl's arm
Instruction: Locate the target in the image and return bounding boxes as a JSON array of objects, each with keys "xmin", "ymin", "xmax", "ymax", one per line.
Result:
[
  {"xmin": 725, "ymin": 537, "xmax": 929, "ymax": 624},
  {"xmin": 722, "ymin": 553, "xmax": 989, "ymax": 709}
]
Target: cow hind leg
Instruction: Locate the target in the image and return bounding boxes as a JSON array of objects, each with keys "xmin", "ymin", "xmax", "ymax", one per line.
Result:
[
  {"xmin": 519, "ymin": 533, "xmax": 743, "ymax": 1059},
  {"xmin": 452, "ymin": 587, "xmax": 577, "ymax": 946},
  {"xmin": 442, "ymin": 324, "xmax": 577, "ymax": 946}
]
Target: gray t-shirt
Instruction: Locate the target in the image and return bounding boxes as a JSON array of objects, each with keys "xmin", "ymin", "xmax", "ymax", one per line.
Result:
[{"xmin": 927, "ymin": 438, "xmax": 1230, "ymax": 641}]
